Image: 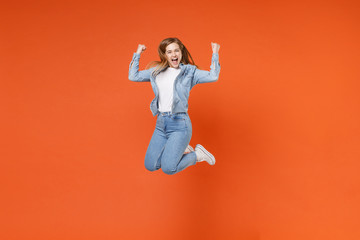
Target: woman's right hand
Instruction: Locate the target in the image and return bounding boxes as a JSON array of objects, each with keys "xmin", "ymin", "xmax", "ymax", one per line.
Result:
[{"xmin": 136, "ymin": 44, "xmax": 146, "ymax": 54}]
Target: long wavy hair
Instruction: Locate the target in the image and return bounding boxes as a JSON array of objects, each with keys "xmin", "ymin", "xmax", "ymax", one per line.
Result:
[{"xmin": 147, "ymin": 38, "xmax": 197, "ymax": 76}]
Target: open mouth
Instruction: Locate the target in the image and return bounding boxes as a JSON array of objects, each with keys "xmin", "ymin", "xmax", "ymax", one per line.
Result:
[{"xmin": 171, "ymin": 57, "xmax": 178, "ymax": 65}]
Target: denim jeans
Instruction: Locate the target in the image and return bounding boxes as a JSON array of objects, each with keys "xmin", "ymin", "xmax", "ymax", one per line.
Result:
[{"xmin": 144, "ymin": 112, "xmax": 197, "ymax": 175}]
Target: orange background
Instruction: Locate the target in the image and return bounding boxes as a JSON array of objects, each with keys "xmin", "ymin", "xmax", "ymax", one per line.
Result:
[{"xmin": 1, "ymin": 0, "xmax": 360, "ymax": 239}]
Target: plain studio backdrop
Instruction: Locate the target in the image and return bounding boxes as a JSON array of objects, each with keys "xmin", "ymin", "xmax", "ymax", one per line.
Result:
[{"xmin": 1, "ymin": 0, "xmax": 359, "ymax": 239}]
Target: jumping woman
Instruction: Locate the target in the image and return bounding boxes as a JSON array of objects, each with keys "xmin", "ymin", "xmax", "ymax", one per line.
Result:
[{"xmin": 128, "ymin": 37, "xmax": 220, "ymax": 175}]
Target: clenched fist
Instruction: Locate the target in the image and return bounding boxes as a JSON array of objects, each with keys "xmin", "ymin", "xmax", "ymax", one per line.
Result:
[
  {"xmin": 136, "ymin": 44, "xmax": 146, "ymax": 54},
  {"xmin": 211, "ymin": 42, "xmax": 220, "ymax": 54}
]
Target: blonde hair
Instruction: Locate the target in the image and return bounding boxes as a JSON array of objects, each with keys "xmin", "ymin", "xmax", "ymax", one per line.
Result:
[{"xmin": 147, "ymin": 38, "xmax": 197, "ymax": 75}]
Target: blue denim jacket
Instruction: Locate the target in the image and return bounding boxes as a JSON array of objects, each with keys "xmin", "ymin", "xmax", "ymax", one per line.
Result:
[{"xmin": 128, "ymin": 52, "xmax": 220, "ymax": 116}]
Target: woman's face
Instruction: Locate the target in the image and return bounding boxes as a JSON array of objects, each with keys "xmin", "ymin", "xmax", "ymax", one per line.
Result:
[{"xmin": 165, "ymin": 43, "xmax": 182, "ymax": 68}]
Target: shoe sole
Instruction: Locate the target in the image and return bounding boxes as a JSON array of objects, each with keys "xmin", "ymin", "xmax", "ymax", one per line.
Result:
[{"xmin": 196, "ymin": 144, "xmax": 215, "ymax": 165}]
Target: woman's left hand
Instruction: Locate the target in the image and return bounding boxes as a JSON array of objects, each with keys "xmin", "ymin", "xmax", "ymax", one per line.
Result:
[{"xmin": 211, "ymin": 42, "xmax": 220, "ymax": 53}]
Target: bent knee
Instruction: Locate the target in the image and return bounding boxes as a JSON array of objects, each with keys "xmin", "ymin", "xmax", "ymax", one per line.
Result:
[
  {"xmin": 145, "ymin": 163, "xmax": 159, "ymax": 172},
  {"xmin": 161, "ymin": 167, "xmax": 177, "ymax": 175},
  {"xmin": 144, "ymin": 155, "xmax": 160, "ymax": 172}
]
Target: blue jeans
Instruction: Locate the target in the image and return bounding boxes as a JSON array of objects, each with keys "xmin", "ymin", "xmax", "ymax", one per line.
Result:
[{"xmin": 144, "ymin": 112, "xmax": 197, "ymax": 175}]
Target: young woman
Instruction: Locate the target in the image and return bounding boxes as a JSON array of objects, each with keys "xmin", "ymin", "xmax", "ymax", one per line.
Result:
[{"xmin": 128, "ymin": 37, "xmax": 220, "ymax": 175}]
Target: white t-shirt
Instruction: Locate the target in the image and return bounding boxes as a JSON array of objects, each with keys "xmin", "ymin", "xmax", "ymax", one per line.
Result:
[{"xmin": 155, "ymin": 67, "xmax": 181, "ymax": 112}]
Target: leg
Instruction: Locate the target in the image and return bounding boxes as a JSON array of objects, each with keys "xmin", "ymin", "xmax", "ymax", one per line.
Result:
[
  {"xmin": 161, "ymin": 114, "xmax": 197, "ymax": 175},
  {"xmin": 144, "ymin": 117, "xmax": 167, "ymax": 172}
]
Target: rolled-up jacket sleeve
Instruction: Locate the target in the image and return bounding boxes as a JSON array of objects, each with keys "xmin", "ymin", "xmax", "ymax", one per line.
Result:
[
  {"xmin": 128, "ymin": 53, "xmax": 152, "ymax": 82},
  {"xmin": 192, "ymin": 53, "xmax": 220, "ymax": 85}
]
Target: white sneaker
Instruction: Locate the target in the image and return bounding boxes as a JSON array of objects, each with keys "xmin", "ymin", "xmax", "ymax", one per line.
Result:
[
  {"xmin": 184, "ymin": 145, "xmax": 194, "ymax": 154},
  {"xmin": 195, "ymin": 144, "xmax": 215, "ymax": 165}
]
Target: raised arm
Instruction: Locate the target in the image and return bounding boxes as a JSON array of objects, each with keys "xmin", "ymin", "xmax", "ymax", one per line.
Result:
[
  {"xmin": 192, "ymin": 42, "xmax": 221, "ymax": 85},
  {"xmin": 128, "ymin": 44, "xmax": 152, "ymax": 82}
]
